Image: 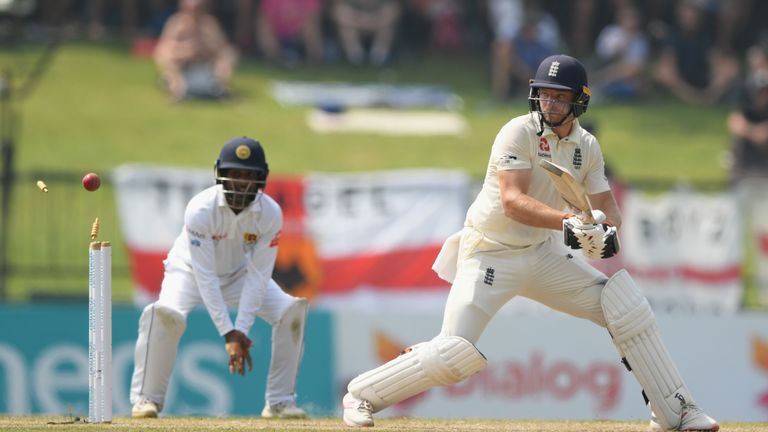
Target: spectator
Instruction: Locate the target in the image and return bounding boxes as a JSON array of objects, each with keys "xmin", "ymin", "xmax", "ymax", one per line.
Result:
[
  {"xmin": 714, "ymin": 0, "xmax": 753, "ymax": 53},
  {"xmin": 568, "ymin": 0, "xmax": 633, "ymax": 58},
  {"xmin": 652, "ymin": 0, "xmax": 738, "ymax": 106},
  {"xmin": 256, "ymin": 0, "xmax": 324, "ymax": 67},
  {"xmin": 153, "ymin": 0, "xmax": 238, "ymax": 101},
  {"xmin": 415, "ymin": 0, "xmax": 464, "ymax": 52},
  {"xmin": 727, "ymin": 36, "xmax": 768, "ymax": 184},
  {"xmin": 513, "ymin": 6, "xmax": 559, "ymax": 75},
  {"xmin": 488, "ymin": 0, "xmax": 559, "ymax": 100},
  {"xmin": 590, "ymin": 4, "xmax": 649, "ymax": 101},
  {"xmin": 488, "ymin": 0, "xmax": 521, "ymax": 99},
  {"xmin": 331, "ymin": 0, "xmax": 402, "ymax": 66}
]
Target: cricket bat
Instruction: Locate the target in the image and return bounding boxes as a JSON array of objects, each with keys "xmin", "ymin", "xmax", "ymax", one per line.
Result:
[{"xmin": 538, "ymin": 159, "xmax": 596, "ymax": 224}]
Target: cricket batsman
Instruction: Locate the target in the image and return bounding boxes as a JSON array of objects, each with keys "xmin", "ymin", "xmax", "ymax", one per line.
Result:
[
  {"xmin": 130, "ymin": 137, "xmax": 308, "ymax": 419},
  {"xmin": 342, "ymin": 54, "xmax": 719, "ymax": 431}
]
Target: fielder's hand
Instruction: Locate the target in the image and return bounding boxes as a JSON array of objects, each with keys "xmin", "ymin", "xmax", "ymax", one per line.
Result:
[
  {"xmin": 224, "ymin": 330, "xmax": 253, "ymax": 376},
  {"xmin": 563, "ymin": 215, "xmax": 620, "ymax": 259}
]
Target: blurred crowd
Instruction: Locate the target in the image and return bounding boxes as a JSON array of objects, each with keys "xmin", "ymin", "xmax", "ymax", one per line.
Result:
[
  {"xmin": 1, "ymin": 0, "xmax": 766, "ymax": 100},
  {"xmin": 1, "ymin": 0, "xmax": 767, "ymax": 180}
]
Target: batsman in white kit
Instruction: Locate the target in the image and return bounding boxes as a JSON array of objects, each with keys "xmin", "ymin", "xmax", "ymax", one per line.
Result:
[
  {"xmin": 342, "ymin": 55, "xmax": 719, "ymax": 432},
  {"xmin": 130, "ymin": 137, "xmax": 309, "ymax": 419}
]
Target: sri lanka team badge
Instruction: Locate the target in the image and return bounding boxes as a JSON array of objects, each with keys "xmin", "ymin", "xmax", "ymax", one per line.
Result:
[
  {"xmin": 243, "ymin": 232, "xmax": 259, "ymax": 245},
  {"xmin": 236, "ymin": 145, "xmax": 251, "ymax": 159}
]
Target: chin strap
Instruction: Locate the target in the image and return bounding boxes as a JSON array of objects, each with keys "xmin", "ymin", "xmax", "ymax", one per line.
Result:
[
  {"xmin": 536, "ymin": 115, "xmax": 545, "ymax": 136},
  {"xmin": 536, "ymin": 111, "xmax": 574, "ymax": 136}
]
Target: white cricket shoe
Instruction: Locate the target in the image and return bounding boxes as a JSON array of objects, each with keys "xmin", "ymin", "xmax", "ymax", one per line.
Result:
[
  {"xmin": 261, "ymin": 400, "xmax": 307, "ymax": 419},
  {"xmin": 342, "ymin": 392, "xmax": 374, "ymax": 427},
  {"xmin": 649, "ymin": 405, "xmax": 719, "ymax": 431},
  {"xmin": 131, "ymin": 398, "xmax": 159, "ymax": 418}
]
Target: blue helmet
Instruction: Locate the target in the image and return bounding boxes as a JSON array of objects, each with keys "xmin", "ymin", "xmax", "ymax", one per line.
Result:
[
  {"xmin": 215, "ymin": 137, "xmax": 269, "ymax": 210},
  {"xmin": 528, "ymin": 54, "xmax": 591, "ymax": 126}
]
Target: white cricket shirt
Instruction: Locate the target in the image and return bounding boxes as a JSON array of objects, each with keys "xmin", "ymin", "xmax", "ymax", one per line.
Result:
[
  {"xmin": 165, "ymin": 184, "xmax": 283, "ymax": 336},
  {"xmin": 465, "ymin": 112, "xmax": 610, "ymax": 247}
]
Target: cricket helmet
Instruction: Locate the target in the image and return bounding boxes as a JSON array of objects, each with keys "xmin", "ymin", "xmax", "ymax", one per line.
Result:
[
  {"xmin": 215, "ymin": 136, "xmax": 269, "ymax": 210},
  {"xmin": 528, "ymin": 54, "xmax": 591, "ymax": 125}
]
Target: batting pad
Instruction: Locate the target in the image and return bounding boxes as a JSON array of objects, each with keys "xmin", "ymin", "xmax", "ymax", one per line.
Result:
[
  {"xmin": 602, "ymin": 270, "xmax": 692, "ymax": 430},
  {"xmin": 130, "ymin": 303, "xmax": 186, "ymax": 409},
  {"xmin": 348, "ymin": 335, "xmax": 487, "ymax": 412}
]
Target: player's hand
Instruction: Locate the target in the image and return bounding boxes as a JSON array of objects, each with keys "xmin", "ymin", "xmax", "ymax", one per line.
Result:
[
  {"xmin": 598, "ymin": 225, "xmax": 620, "ymax": 259},
  {"xmin": 563, "ymin": 215, "xmax": 598, "ymax": 249},
  {"xmin": 563, "ymin": 216, "xmax": 620, "ymax": 259},
  {"xmin": 224, "ymin": 330, "xmax": 253, "ymax": 376}
]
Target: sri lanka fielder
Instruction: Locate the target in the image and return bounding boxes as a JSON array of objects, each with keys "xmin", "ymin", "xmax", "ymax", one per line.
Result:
[
  {"xmin": 342, "ymin": 55, "xmax": 719, "ymax": 432},
  {"xmin": 130, "ymin": 137, "xmax": 308, "ymax": 419}
]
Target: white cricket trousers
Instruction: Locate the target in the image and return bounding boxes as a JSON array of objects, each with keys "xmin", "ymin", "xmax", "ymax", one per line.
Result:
[
  {"xmin": 130, "ymin": 264, "xmax": 306, "ymax": 410},
  {"xmin": 441, "ymin": 227, "xmax": 609, "ymax": 343}
]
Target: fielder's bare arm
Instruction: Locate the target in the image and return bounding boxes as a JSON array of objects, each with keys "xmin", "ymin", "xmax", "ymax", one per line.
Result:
[{"xmin": 342, "ymin": 55, "xmax": 719, "ymax": 432}]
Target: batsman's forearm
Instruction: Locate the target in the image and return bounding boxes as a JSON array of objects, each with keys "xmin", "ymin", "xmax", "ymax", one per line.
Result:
[
  {"xmin": 590, "ymin": 190, "xmax": 622, "ymax": 229},
  {"xmin": 501, "ymin": 192, "xmax": 568, "ymax": 230}
]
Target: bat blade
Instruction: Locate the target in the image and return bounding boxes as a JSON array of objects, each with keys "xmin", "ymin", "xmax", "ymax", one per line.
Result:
[{"xmin": 538, "ymin": 159, "xmax": 596, "ymax": 223}]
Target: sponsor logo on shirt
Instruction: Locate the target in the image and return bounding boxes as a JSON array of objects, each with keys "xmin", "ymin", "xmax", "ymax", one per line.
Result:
[
  {"xmin": 539, "ymin": 137, "xmax": 550, "ymax": 152},
  {"xmin": 190, "ymin": 239, "xmax": 201, "ymax": 247},
  {"xmin": 186, "ymin": 227, "xmax": 205, "ymax": 239},
  {"xmin": 243, "ymin": 232, "xmax": 259, "ymax": 246},
  {"xmin": 269, "ymin": 230, "xmax": 281, "ymax": 248},
  {"xmin": 538, "ymin": 137, "xmax": 551, "ymax": 158}
]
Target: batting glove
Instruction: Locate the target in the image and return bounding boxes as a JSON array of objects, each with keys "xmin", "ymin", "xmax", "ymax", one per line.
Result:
[
  {"xmin": 599, "ymin": 225, "xmax": 620, "ymax": 259},
  {"xmin": 563, "ymin": 216, "xmax": 621, "ymax": 259}
]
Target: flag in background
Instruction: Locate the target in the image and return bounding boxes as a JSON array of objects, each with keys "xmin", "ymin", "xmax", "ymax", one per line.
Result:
[{"xmin": 113, "ymin": 165, "xmax": 470, "ymax": 308}]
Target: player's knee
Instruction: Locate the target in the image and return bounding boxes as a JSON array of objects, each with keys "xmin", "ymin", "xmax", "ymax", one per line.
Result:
[
  {"xmin": 423, "ymin": 335, "xmax": 488, "ymax": 385},
  {"xmin": 600, "ymin": 270, "xmax": 655, "ymax": 342},
  {"xmin": 275, "ymin": 297, "xmax": 308, "ymax": 335},
  {"xmin": 146, "ymin": 303, "xmax": 187, "ymax": 336},
  {"xmin": 279, "ymin": 297, "xmax": 308, "ymax": 321}
]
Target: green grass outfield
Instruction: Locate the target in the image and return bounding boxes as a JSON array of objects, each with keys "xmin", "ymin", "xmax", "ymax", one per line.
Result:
[
  {"xmin": 2, "ymin": 417, "xmax": 768, "ymax": 432},
  {"xmin": 0, "ymin": 41, "xmax": 737, "ymax": 302}
]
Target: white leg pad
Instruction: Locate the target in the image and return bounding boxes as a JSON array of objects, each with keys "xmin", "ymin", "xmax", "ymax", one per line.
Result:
[
  {"xmin": 130, "ymin": 303, "xmax": 187, "ymax": 410},
  {"xmin": 348, "ymin": 335, "xmax": 486, "ymax": 412},
  {"xmin": 602, "ymin": 270, "xmax": 693, "ymax": 431},
  {"xmin": 266, "ymin": 298, "xmax": 308, "ymax": 403}
]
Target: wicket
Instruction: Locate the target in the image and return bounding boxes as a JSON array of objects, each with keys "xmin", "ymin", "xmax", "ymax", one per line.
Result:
[{"xmin": 88, "ymin": 239, "xmax": 112, "ymax": 423}]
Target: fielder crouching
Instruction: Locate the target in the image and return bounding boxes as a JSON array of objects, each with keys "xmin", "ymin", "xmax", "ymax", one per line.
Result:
[
  {"xmin": 342, "ymin": 55, "xmax": 719, "ymax": 432},
  {"xmin": 130, "ymin": 137, "xmax": 308, "ymax": 419}
]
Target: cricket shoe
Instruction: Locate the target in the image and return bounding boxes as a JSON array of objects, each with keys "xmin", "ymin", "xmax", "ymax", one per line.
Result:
[
  {"xmin": 649, "ymin": 405, "xmax": 719, "ymax": 431},
  {"xmin": 261, "ymin": 400, "xmax": 307, "ymax": 419},
  {"xmin": 342, "ymin": 392, "xmax": 374, "ymax": 427},
  {"xmin": 131, "ymin": 398, "xmax": 159, "ymax": 418}
]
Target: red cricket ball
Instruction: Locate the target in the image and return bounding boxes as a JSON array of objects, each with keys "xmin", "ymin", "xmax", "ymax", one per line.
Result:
[{"xmin": 82, "ymin": 172, "xmax": 101, "ymax": 192}]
